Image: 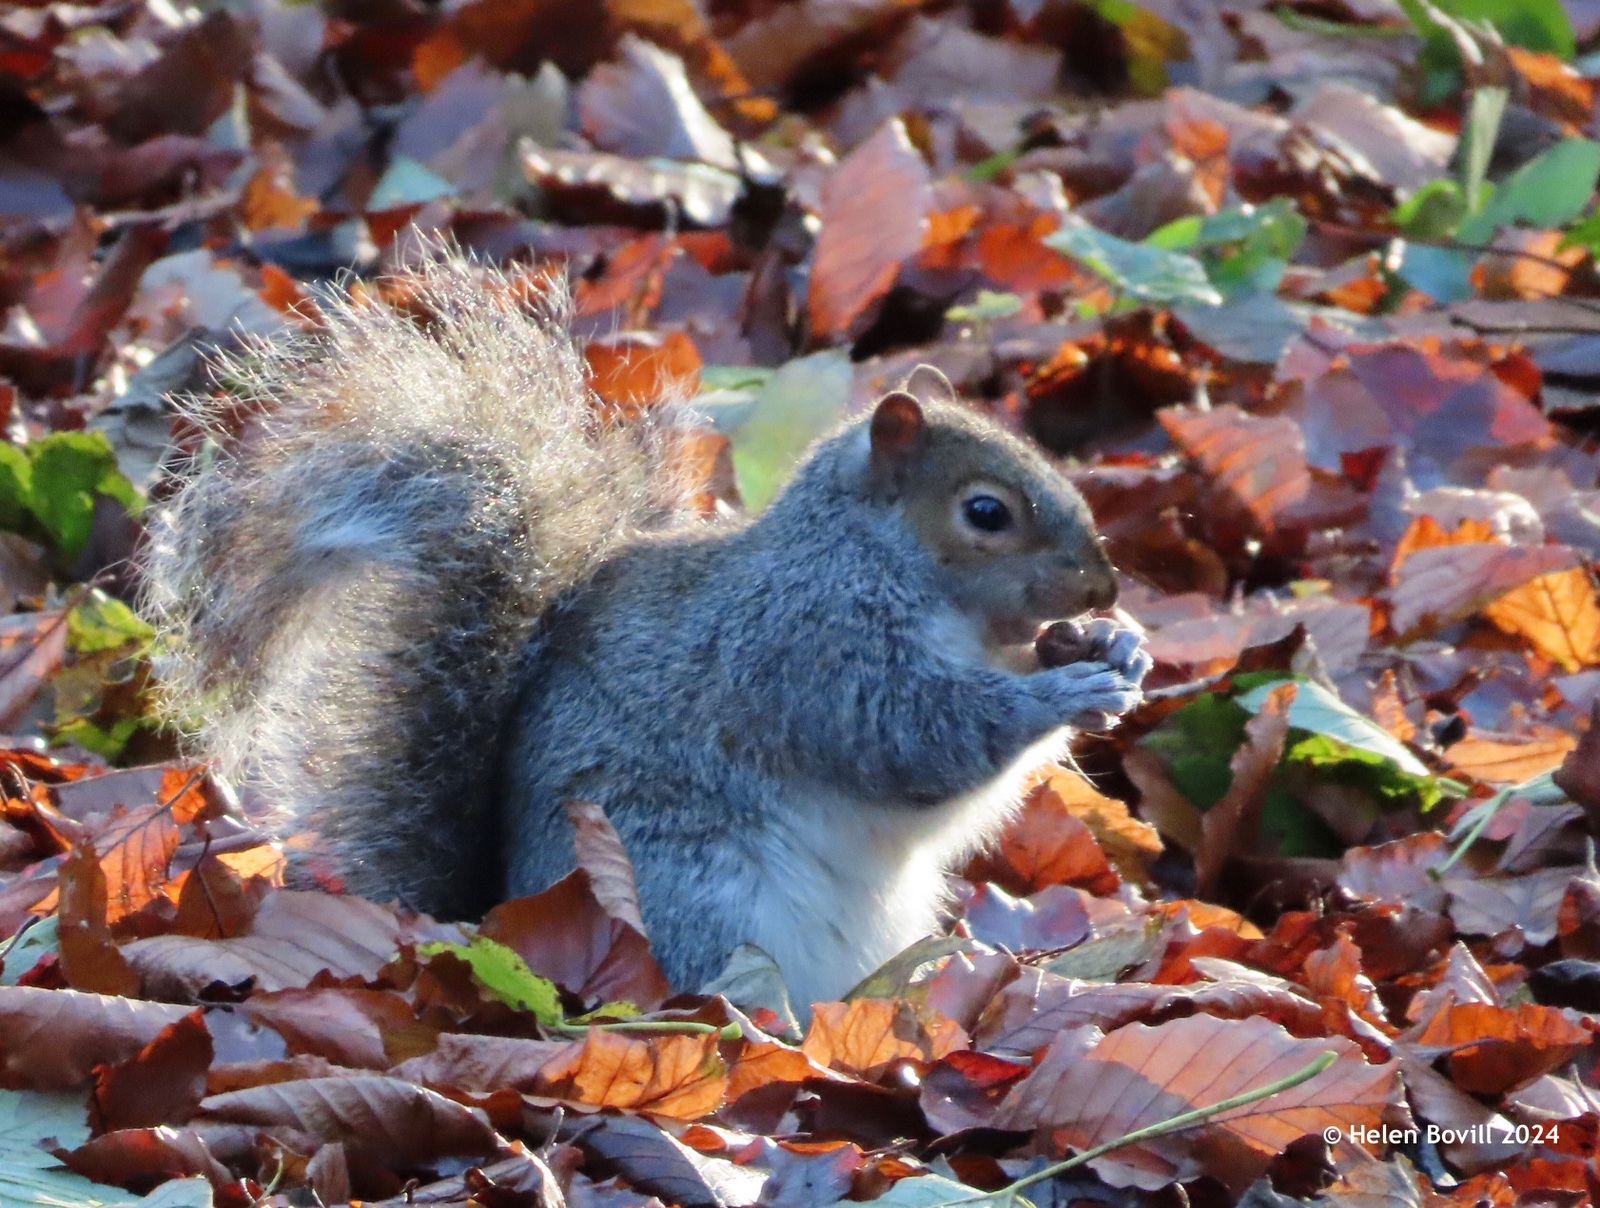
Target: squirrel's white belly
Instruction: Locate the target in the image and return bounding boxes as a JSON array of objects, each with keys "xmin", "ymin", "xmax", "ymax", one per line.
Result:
[{"xmin": 742, "ymin": 728, "xmax": 1072, "ymax": 1010}]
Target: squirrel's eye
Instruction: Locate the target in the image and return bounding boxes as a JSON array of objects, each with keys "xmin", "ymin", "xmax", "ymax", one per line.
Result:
[{"xmin": 962, "ymin": 494, "xmax": 1012, "ymax": 533}]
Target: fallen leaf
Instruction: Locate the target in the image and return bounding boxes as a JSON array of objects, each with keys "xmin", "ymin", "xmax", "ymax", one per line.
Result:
[
  {"xmin": 800, "ymin": 999, "xmax": 964, "ymax": 1079},
  {"xmin": 807, "ymin": 119, "xmax": 931, "ymax": 340},
  {"xmin": 996, "ymin": 1013, "xmax": 1398, "ymax": 1193}
]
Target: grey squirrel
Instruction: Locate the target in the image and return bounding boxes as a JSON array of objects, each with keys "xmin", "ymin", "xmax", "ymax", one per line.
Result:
[{"xmin": 141, "ymin": 253, "xmax": 1151, "ymax": 1008}]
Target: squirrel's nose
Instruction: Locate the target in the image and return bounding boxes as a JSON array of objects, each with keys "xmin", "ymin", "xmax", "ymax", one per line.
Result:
[{"xmin": 1083, "ymin": 574, "xmax": 1118, "ymax": 611}]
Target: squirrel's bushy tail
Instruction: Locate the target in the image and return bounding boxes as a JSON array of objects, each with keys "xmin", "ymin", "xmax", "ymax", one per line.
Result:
[{"xmin": 141, "ymin": 252, "xmax": 684, "ymax": 917}]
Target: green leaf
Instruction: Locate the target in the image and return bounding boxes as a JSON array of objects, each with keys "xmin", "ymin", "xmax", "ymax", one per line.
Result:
[
  {"xmin": 0, "ymin": 446, "xmax": 31, "ymax": 533},
  {"xmin": 946, "ymin": 290, "xmax": 1024, "ymax": 324},
  {"xmin": 1393, "ymin": 179, "xmax": 1467, "ymax": 239},
  {"xmin": 1140, "ymin": 693, "xmax": 1251, "ymax": 810},
  {"xmin": 67, "ymin": 590, "xmax": 154, "ymax": 655},
  {"xmin": 0, "ymin": 1088, "xmax": 213, "ymax": 1206},
  {"xmin": 1143, "ymin": 215, "xmax": 1204, "ymax": 250},
  {"xmin": 23, "ymin": 432, "xmax": 140, "ymax": 558},
  {"xmin": 728, "ymin": 350, "xmax": 853, "ymax": 512},
  {"xmin": 1393, "ymin": 243, "xmax": 1475, "ymax": 302},
  {"xmin": 52, "ymin": 716, "xmax": 142, "ymax": 761},
  {"xmin": 1045, "ymin": 221, "xmax": 1223, "ymax": 307},
  {"xmin": 1442, "ymin": 0, "xmax": 1573, "ymax": 57},
  {"xmin": 1190, "ymin": 198, "xmax": 1307, "ymax": 297},
  {"xmin": 1461, "ymin": 86, "xmax": 1508, "ymax": 211},
  {"xmin": 1459, "ymin": 138, "xmax": 1600, "ymax": 243},
  {"xmin": 418, "ymin": 937, "xmax": 564, "ymax": 1025},
  {"xmin": 1560, "ymin": 210, "xmax": 1600, "ymax": 253},
  {"xmin": 698, "ymin": 366, "xmax": 772, "ymax": 393},
  {"xmin": 1236, "ymin": 679, "xmax": 1430, "ymax": 777},
  {"xmin": 368, "ymin": 155, "xmax": 456, "ymax": 209},
  {"xmin": 0, "ymin": 916, "xmax": 57, "ymax": 986},
  {"xmin": 1399, "ymin": 0, "xmax": 1575, "ymax": 103}
]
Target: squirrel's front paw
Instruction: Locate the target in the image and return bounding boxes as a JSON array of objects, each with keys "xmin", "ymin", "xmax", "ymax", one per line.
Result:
[
  {"xmin": 1081, "ymin": 616, "xmax": 1153, "ymax": 686},
  {"xmin": 1032, "ymin": 619, "xmax": 1151, "ymax": 731}
]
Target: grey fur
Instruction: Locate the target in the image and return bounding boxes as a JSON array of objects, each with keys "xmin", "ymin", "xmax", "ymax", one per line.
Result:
[
  {"xmin": 141, "ymin": 254, "xmax": 688, "ymax": 919},
  {"xmin": 142, "ymin": 253, "xmax": 1150, "ymax": 1006}
]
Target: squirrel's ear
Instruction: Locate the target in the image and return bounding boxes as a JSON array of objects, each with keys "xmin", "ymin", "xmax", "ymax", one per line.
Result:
[{"xmin": 870, "ymin": 391, "xmax": 925, "ymax": 461}]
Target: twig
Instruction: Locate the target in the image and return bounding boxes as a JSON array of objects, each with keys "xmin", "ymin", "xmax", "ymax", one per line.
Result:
[
  {"xmin": 925, "ymin": 1050, "xmax": 1340, "ymax": 1207},
  {"xmin": 548, "ymin": 1019, "xmax": 742, "ymax": 1039}
]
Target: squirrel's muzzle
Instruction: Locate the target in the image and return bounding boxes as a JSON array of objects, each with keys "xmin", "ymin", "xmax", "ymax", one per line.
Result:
[{"xmin": 1027, "ymin": 550, "xmax": 1118, "ymax": 617}]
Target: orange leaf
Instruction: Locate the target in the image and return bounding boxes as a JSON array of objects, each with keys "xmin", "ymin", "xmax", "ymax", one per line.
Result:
[
  {"xmin": 801, "ymin": 999, "xmax": 965, "ymax": 1079},
  {"xmin": 57, "ymin": 842, "xmax": 138, "ymax": 997},
  {"xmin": 726, "ymin": 1040, "xmax": 838, "ymax": 1102},
  {"xmin": 1410, "ymin": 1001, "xmax": 1589, "ymax": 1095},
  {"xmin": 1483, "ymin": 567, "xmax": 1600, "ymax": 671},
  {"xmin": 585, "ymin": 330, "xmax": 702, "ymax": 413},
  {"xmin": 536, "ymin": 1029, "xmax": 727, "ymax": 1119},
  {"xmin": 1160, "ymin": 404, "xmax": 1309, "ymax": 534},
  {"xmin": 1446, "ymin": 729, "xmax": 1577, "ymax": 785},
  {"xmin": 996, "ymin": 1013, "xmax": 1398, "ymax": 1193},
  {"xmin": 1389, "ymin": 514, "xmax": 1498, "ymax": 582},
  {"xmin": 1028, "ymin": 766, "xmax": 1162, "ymax": 886}
]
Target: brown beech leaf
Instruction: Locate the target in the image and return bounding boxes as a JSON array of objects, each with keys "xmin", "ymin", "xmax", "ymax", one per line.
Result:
[
  {"xmin": 565, "ymin": 800, "xmax": 648, "ymax": 935},
  {"xmin": 62, "ymin": 1126, "xmax": 235, "ymax": 1191},
  {"xmin": 244, "ymin": 988, "xmax": 438, "ymax": 1071},
  {"xmin": 974, "ymin": 966, "xmax": 1328, "ymax": 1059},
  {"xmin": 1159, "ymin": 404, "xmax": 1310, "ymax": 535},
  {"xmin": 1301, "ymin": 932, "xmax": 1392, "ymax": 1034},
  {"xmin": 584, "ymin": 331, "xmax": 703, "ymax": 414},
  {"xmin": 1388, "ymin": 514, "xmax": 1498, "ymax": 579},
  {"xmin": 1445, "ymin": 729, "xmax": 1578, "ymax": 785},
  {"xmin": 57, "ymin": 841, "xmax": 138, "ymax": 997},
  {"xmin": 807, "ymin": 118, "xmax": 932, "ymax": 340},
  {"xmin": 1398, "ymin": 1055, "xmax": 1520, "ymax": 1175},
  {"xmin": 389, "ymin": 1032, "xmax": 576, "ymax": 1092},
  {"xmin": 724, "ymin": 0, "xmax": 921, "ymax": 92},
  {"xmin": 973, "ymin": 778, "xmax": 1117, "ymax": 897},
  {"xmin": 195, "ymin": 1075, "xmax": 505, "ymax": 1172},
  {"xmin": 996, "ymin": 1013, "xmax": 1399, "ymax": 1193},
  {"xmin": 918, "ymin": 1047, "xmax": 1031, "ymax": 1133},
  {"xmin": 481, "ymin": 871, "xmax": 670, "ymax": 1009},
  {"xmin": 1388, "ymin": 543, "xmax": 1581, "ymax": 637},
  {"xmin": 1281, "ymin": 330, "xmax": 1554, "ymax": 481},
  {"xmin": 171, "ymin": 849, "xmax": 275, "ymax": 940},
  {"xmin": 1338, "ymin": 832, "xmax": 1453, "ymax": 913},
  {"xmin": 123, "ymin": 891, "xmax": 440, "ymax": 998},
  {"xmin": 535, "ymin": 1028, "xmax": 726, "ymax": 1120},
  {"xmin": 1195, "ymin": 683, "xmax": 1296, "ymax": 900},
  {"xmin": 725, "ymin": 1039, "xmax": 839, "ymax": 1103},
  {"xmin": 1553, "ymin": 707, "xmax": 1600, "ymax": 821},
  {"xmin": 800, "ymin": 999, "xmax": 965, "ymax": 1079},
  {"xmin": 86, "ymin": 803, "xmax": 183, "ymax": 926},
  {"xmin": 0, "ymin": 611, "xmax": 69, "ymax": 731},
  {"xmin": 1446, "ymin": 866, "xmax": 1587, "ymax": 947},
  {"xmin": 0, "ymin": 985, "xmax": 191, "ymax": 1089},
  {"xmin": 92, "ymin": 1008, "xmax": 212, "ymax": 1132},
  {"xmin": 574, "ymin": 1112, "xmax": 769, "ymax": 1207},
  {"xmin": 1031, "ymin": 767, "xmax": 1160, "ymax": 888},
  {"xmin": 1406, "ymin": 1001, "xmax": 1589, "ymax": 1095}
]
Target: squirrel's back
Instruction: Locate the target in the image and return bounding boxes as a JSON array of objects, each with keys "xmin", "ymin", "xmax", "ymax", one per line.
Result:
[{"xmin": 141, "ymin": 252, "xmax": 692, "ymax": 917}]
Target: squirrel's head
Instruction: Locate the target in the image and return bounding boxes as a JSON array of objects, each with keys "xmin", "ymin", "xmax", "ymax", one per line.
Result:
[{"xmin": 862, "ymin": 386, "xmax": 1118, "ymax": 646}]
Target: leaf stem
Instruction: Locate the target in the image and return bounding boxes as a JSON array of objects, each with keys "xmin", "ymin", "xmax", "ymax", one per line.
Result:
[
  {"xmin": 1433, "ymin": 788, "xmax": 1508, "ymax": 878},
  {"xmin": 549, "ymin": 1019, "xmax": 742, "ymax": 1039},
  {"xmin": 927, "ymin": 1050, "xmax": 1339, "ymax": 1207}
]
